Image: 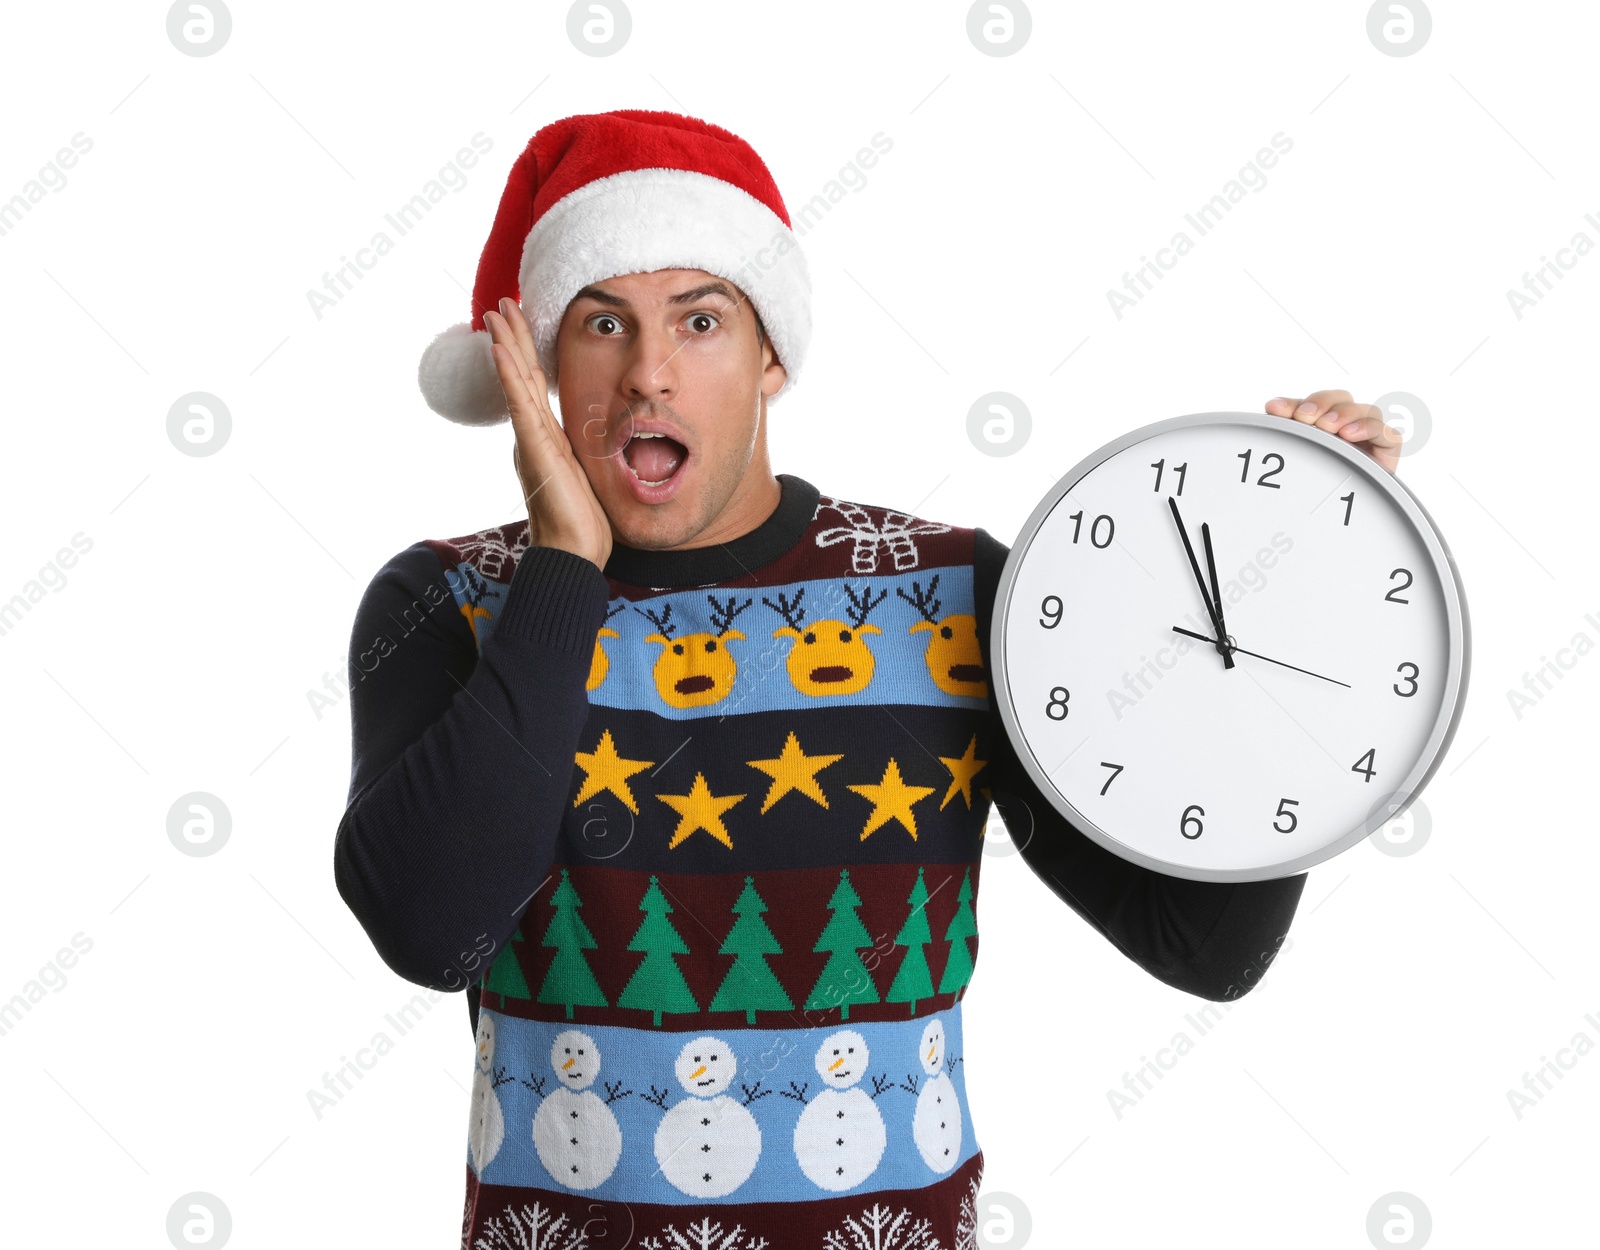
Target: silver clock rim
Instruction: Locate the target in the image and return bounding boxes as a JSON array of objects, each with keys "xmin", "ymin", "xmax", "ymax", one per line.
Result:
[{"xmin": 989, "ymin": 410, "xmax": 1471, "ymax": 883}]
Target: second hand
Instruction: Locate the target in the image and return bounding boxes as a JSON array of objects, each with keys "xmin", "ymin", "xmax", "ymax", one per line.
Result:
[{"xmin": 1170, "ymin": 626, "xmax": 1352, "ymax": 688}]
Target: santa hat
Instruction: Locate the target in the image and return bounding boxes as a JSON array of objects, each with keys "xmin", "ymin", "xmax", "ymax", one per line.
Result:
[{"xmin": 418, "ymin": 109, "xmax": 812, "ymax": 425}]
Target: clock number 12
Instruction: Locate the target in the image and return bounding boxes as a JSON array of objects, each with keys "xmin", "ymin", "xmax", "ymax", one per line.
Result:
[{"xmin": 1237, "ymin": 448, "xmax": 1285, "ymax": 488}]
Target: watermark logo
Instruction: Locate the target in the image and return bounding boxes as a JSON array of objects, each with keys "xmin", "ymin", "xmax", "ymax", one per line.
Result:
[
  {"xmin": 1366, "ymin": 2, "xmax": 1431, "ymax": 57},
  {"xmin": 967, "ymin": 391, "xmax": 1031, "ymax": 457},
  {"xmin": 966, "ymin": 2, "xmax": 1032, "ymax": 57},
  {"xmin": 1371, "ymin": 391, "xmax": 1432, "ymax": 457},
  {"xmin": 166, "ymin": 1192, "xmax": 232, "ymax": 1246},
  {"xmin": 1369, "ymin": 797, "xmax": 1431, "ymax": 857},
  {"xmin": 567, "ymin": 0, "xmax": 631, "ymax": 56},
  {"xmin": 167, "ymin": 792, "xmax": 231, "ymax": 858},
  {"xmin": 975, "ymin": 1189, "xmax": 1033, "ymax": 1247},
  {"xmin": 1365, "ymin": 1191, "xmax": 1431, "ymax": 1247},
  {"xmin": 166, "ymin": 2, "xmax": 232, "ymax": 57},
  {"xmin": 167, "ymin": 392, "xmax": 231, "ymax": 457}
]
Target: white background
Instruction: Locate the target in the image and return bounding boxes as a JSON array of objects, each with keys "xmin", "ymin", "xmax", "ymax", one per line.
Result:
[{"xmin": 1, "ymin": 2, "xmax": 1594, "ymax": 1246}]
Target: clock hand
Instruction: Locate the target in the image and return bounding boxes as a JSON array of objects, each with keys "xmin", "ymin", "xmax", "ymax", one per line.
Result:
[
  {"xmin": 1170, "ymin": 626, "xmax": 1352, "ymax": 688},
  {"xmin": 1166, "ymin": 496, "xmax": 1236, "ymax": 669},
  {"xmin": 1201, "ymin": 521, "xmax": 1231, "ymax": 648}
]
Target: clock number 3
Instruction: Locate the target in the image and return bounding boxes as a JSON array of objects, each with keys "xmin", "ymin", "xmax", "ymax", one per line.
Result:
[
  {"xmin": 1045, "ymin": 686, "xmax": 1071, "ymax": 720},
  {"xmin": 1394, "ymin": 662, "xmax": 1419, "ymax": 697}
]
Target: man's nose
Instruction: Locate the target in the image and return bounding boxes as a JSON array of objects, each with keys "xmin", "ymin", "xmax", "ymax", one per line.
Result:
[{"xmin": 621, "ymin": 321, "xmax": 680, "ymax": 399}]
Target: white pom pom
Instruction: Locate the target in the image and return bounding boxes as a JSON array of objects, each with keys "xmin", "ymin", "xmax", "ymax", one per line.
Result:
[{"xmin": 417, "ymin": 322, "xmax": 511, "ymax": 426}]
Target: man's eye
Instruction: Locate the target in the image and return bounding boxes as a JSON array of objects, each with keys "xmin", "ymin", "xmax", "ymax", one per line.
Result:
[
  {"xmin": 590, "ymin": 315, "xmax": 623, "ymax": 335},
  {"xmin": 686, "ymin": 312, "xmax": 718, "ymax": 334}
]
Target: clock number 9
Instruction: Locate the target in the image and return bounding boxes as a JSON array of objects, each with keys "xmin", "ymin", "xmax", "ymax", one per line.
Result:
[
  {"xmin": 1039, "ymin": 595, "xmax": 1063, "ymax": 628},
  {"xmin": 1045, "ymin": 686, "xmax": 1071, "ymax": 720},
  {"xmin": 1394, "ymin": 662, "xmax": 1419, "ymax": 697},
  {"xmin": 1179, "ymin": 804, "xmax": 1204, "ymax": 839}
]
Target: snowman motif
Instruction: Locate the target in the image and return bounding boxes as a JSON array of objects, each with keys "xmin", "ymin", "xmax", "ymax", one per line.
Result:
[
  {"xmin": 792, "ymin": 1029, "xmax": 887, "ymax": 1191},
  {"xmin": 910, "ymin": 1018, "xmax": 962, "ymax": 1173},
  {"xmin": 467, "ymin": 1012, "xmax": 506, "ymax": 1175},
  {"xmin": 652, "ymin": 1035, "xmax": 762, "ymax": 1198},
  {"xmin": 531, "ymin": 1029, "xmax": 624, "ymax": 1190}
]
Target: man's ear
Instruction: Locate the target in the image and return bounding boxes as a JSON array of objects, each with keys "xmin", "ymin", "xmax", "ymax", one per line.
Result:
[{"xmin": 759, "ymin": 336, "xmax": 788, "ymax": 399}]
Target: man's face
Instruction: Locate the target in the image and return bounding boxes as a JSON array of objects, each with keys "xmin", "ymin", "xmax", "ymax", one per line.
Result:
[{"xmin": 554, "ymin": 268, "xmax": 788, "ymax": 550}]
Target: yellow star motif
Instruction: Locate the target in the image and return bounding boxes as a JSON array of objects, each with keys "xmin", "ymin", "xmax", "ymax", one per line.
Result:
[
  {"xmin": 746, "ymin": 731, "xmax": 844, "ymax": 813},
  {"xmin": 658, "ymin": 772, "xmax": 746, "ymax": 849},
  {"xmin": 572, "ymin": 728, "xmax": 654, "ymax": 814},
  {"xmin": 847, "ymin": 758, "xmax": 936, "ymax": 842},
  {"xmin": 939, "ymin": 735, "xmax": 988, "ymax": 810}
]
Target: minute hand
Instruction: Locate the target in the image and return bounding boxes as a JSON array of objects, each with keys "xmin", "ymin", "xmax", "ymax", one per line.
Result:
[
  {"xmin": 1166, "ymin": 496, "xmax": 1235, "ymax": 669},
  {"xmin": 1170, "ymin": 626, "xmax": 1352, "ymax": 688}
]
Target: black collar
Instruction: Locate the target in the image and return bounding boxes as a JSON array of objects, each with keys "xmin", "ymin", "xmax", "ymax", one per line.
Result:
[{"xmin": 600, "ymin": 474, "xmax": 819, "ymax": 589}]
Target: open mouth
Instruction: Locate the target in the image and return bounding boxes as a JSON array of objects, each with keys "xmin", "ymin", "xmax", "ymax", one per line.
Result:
[
  {"xmin": 947, "ymin": 664, "xmax": 986, "ymax": 683},
  {"xmin": 675, "ymin": 675, "xmax": 715, "ymax": 695},
  {"xmin": 808, "ymin": 666, "xmax": 853, "ymax": 684},
  {"xmin": 622, "ymin": 430, "xmax": 688, "ymax": 487}
]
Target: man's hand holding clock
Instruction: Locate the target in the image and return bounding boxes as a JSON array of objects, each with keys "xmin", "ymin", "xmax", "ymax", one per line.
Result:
[{"xmin": 1265, "ymin": 388, "xmax": 1404, "ymax": 476}]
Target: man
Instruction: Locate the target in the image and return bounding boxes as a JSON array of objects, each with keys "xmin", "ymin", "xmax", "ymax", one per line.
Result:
[{"xmin": 334, "ymin": 109, "xmax": 1402, "ymax": 1247}]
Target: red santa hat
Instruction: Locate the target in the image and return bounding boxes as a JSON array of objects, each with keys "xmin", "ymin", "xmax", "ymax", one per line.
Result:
[{"xmin": 418, "ymin": 108, "xmax": 812, "ymax": 425}]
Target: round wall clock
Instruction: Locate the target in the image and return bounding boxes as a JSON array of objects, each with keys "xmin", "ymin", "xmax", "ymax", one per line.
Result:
[{"xmin": 991, "ymin": 411, "xmax": 1471, "ymax": 883}]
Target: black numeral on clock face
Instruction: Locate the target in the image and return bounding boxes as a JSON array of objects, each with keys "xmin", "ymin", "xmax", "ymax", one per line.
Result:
[
  {"xmin": 1151, "ymin": 459, "xmax": 1188, "ymax": 495},
  {"xmin": 1352, "ymin": 748, "xmax": 1377, "ymax": 783},
  {"xmin": 1340, "ymin": 492, "xmax": 1355, "ymax": 526},
  {"xmin": 1180, "ymin": 804, "xmax": 1205, "ymax": 839},
  {"xmin": 1039, "ymin": 595, "xmax": 1063, "ymax": 628},
  {"xmin": 1098, "ymin": 762, "xmax": 1123, "ymax": 795},
  {"xmin": 1385, "ymin": 568, "xmax": 1413, "ymax": 603},
  {"xmin": 1045, "ymin": 687, "xmax": 1071, "ymax": 720},
  {"xmin": 1394, "ymin": 662, "xmax": 1419, "ymax": 697},
  {"xmin": 1067, "ymin": 511, "xmax": 1115, "ymax": 548},
  {"xmin": 1237, "ymin": 448, "xmax": 1285, "ymax": 488},
  {"xmin": 1274, "ymin": 798, "xmax": 1300, "ymax": 833}
]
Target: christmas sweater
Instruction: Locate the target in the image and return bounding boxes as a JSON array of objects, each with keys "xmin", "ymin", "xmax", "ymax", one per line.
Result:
[{"xmin": 334, "ymin": 474, "xmax": 1305, "ymax": 1249}]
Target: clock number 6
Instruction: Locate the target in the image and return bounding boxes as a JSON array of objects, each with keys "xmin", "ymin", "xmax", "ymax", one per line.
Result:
[
  {"xmin": 1045, "ymin": 686, "xmax": 1070, "ymax": 720},
  {"xmin": 1180, "ymin": 804, "xmax": 1204, "ymax": 839},
  {"xmin": 1273, "ymin": 798, "xmax": 1299, "ymax": 833}
]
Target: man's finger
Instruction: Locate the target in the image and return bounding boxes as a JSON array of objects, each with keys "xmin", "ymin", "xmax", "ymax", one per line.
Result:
[
  {"xmin": 1333, "ymin": 413, "xmax": 1403, "ymax": 475},
  {"xmin": 1289, "ymin": 388, "xmax": 1352, "ymax": 422}
]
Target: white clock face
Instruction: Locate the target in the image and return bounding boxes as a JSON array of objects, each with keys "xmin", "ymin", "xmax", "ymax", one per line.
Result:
[{"xmin": 993, "ymin": 412, "xmax": 1468, "ymax": 882}]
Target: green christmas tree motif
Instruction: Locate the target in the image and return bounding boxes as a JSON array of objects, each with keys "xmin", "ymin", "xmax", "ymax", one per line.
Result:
[
  {"xmin": 804, "ymin": 869, "xmax": 881, "ymax": 1021},
  {"xmin": 481, "ymin": 927, "xmax": 532, "ymax": 1000},
  {"xmin": 886, "ymin": 867, "xmax": 936, "ymax": 1014},
  {"xmin": 618, "ymin": 875, "xmax": 699, "ymax": 1027},
  {"xmin": 937, "ymin": 867, "xmax": 978, "ymax": 997},
  {"xmin": 710, "ymin": 876, "xmax": 794, "ymax": 1024},
  {"xmin": 535, "ymin": 870, "xmax": 608, "ymax": 1019}
]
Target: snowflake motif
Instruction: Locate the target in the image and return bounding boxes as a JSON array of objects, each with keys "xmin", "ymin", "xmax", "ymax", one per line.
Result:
[
  {"xmin": 821, "ymin": 1203, "xmax": 944, "ymax": 1250},
  {"xmin": 639, "ymin": 1218, "xmax": 769, "ymax": 1250},
  {"xmin": 814, "ymin": 497, "xmax": 951, "ymax": 574},
  {"xmin": 454, "ymin": 521, "xmax": 530, "ymax": 583},
  {"xmin": 954, "ymin": 1177, "xmax": 981, "ymax": 1250},
  {"xmin": 472, "ymin": 1200, "xmax": 588, "ymax": 1250}
]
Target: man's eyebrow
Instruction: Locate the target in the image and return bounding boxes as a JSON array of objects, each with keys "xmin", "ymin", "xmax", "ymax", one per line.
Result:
[{"xmin": 568, "ymin": 281, "xmax": 743, "ymax": 310}]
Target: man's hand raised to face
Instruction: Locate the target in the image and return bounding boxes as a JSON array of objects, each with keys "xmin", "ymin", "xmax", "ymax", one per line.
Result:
[
  {"xmin": 484, "ymin": 298, "xmax": 614, "ymax": 570},
  {"xmin": 1265, "ymin": 389, "xmax": 1404, "ymax": 476}
]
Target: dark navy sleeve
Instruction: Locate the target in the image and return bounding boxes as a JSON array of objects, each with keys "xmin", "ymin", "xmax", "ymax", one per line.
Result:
[
  {"xmin": 333, "ymin": 540, "xmax": 610, "ymax": 995},
  {"xmin": 973, "ymin": 527, "xmax": 1305, "ymax": 1001}
]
